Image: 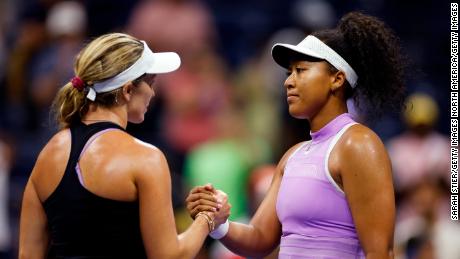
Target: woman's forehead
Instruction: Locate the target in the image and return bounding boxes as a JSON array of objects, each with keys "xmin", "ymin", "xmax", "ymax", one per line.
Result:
[{"xmin": 288, "ymin": 60, "xmax": 324, "ymax": 68}]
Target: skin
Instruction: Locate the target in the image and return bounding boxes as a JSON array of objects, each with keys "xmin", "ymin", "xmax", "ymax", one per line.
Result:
[
  {"xmin": 19, "ymin": 74, "xmax": 230, "ymax": 259},
  {"xmin": 187, "ymin": 60, "xmax": 396, "ymax": 258}
]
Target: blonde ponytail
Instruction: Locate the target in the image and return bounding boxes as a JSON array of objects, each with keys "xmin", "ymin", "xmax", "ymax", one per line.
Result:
[
  {"xmin": 52, "ymin": 82, "xmax": 88, "ymax": 129},
  {"xmin": 51, "ymin": 33, "xmax": 144, "ymax": 129}
]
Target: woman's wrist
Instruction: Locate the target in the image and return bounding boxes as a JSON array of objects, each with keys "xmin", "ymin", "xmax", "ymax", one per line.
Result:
[
  {"xmin": 209, "ymin": 219, "xmax": 229, "ymax": 239},
  {"xmin": 195, "ymin": 211, "xmax": 215, "ymax": 233}
]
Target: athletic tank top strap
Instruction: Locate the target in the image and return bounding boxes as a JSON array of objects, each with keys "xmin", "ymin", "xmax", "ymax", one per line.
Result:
[
  {"xmin": 74, "ymin": 122, "xmax": 125, "ymax": 188},
  {"xmin": 44, "ymin": 121, "xmax": 125, "ymax": 206},
  {"xmin": 323, "ymin": 122, "xmax": 357, "ymax": 195},
  {"xmin": 70, "ymin": 121, "xmax": 125, "ymax": 163}
]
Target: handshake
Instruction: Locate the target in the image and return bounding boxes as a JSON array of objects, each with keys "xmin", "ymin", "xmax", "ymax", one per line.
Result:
[{"xmin": 185, "ymin": 184, "xmax": 232, "ymax": 239}]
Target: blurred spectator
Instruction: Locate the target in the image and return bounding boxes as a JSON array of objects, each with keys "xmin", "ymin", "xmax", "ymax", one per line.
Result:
[
  {"xmin": 186, "ymin": 153, "xmax": 277, "ymax": 259},
  {"xmin": 394, "ymin": 179, "xmax": 460, "ymax": 259},
  {"xmin": 5, "ymin": 1, "xmax": 48, "ymax": 131},
  {"xmin": 184, "ymin": 114, "xmax": 274, "ymax": 259},
  {"xmin": 0, "ymin": 0, "xmax": 7, "ymax": 82},
  {"xmin": 248, "ymin": 165, "xmax": 276, "ymax": 214},
  {"xmin": 127, "ymin": 0, "xmax": 217, "ymax": 59},
  {"xmin": 0, "ymin": 139, "xmax": 13, "ymax": 258},
  {"xmin": 0, "ymin": 0, "xmax": 9, "ymax": 129},
  {"xmin": 127, "ymin": 0, "xmax": 224, "ymax": 174},
  {"xmin": 29, "ymin": 1, "xmax": 87, "ymax": 132},
  {"xmin": 184, "ymin": 105, "xmax": 272, "ymax": 221},
  {"xmin": 158, "ymin": 51, "xmax": 231, "ymax": 153},
  {"xmin": 291, "ymin": 0, "xmax": 336, "ymax": 31},
  {"xmin": 387, "ymin": 93, "xmax": 458, "ymax": 259},
  {"xmin": 176, "ymin": 105, "xmax": 272, "ymax": 259},
  {"xmin": 387, "ymin": 93, "xmax": 450, "ymax": 192},
  {"xmin": 145, "ymin": 51, "xmax": 232, "ymax": 210},
  {"xmin": 232, "ymin": 0, "xmax": 337, "ymax": 159},
  {"xmin": 233, "ymin": 28, "xmax": 304, "ymax": 158}
]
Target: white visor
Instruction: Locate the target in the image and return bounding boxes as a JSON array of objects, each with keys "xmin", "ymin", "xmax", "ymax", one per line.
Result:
[
  {"xmin": 87, "ymin": 41, "xmax": 181, "ymax": 101},
  {"xmin": 272, "ymin": 35, "xmax": 358, "ymax": 88}
]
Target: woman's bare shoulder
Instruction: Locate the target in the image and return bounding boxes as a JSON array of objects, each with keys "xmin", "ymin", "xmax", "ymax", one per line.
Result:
[
  {"xmin": 31, "ymin": 129, "xmax": 72, "ymax": 201},
  {"xmin": 104, "ymin": 130, "xmax": 164, "ymax": 158},
  {"xmin": 336, "ymin": 123, "xmax": 390, "ymax": 172},
  {"xmin": 34, "ymin": 129, "xmax": 71, "ymax": 171},
  {"xmin": 339, "ymin": 124, "xmax": 384, "ymax": 152},
  {"xmin": 98, "ymin": 130, "xmax": 167, "ymax": 173}
]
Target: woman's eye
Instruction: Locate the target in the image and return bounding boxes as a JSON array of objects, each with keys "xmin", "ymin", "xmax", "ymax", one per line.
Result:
[{"xmin": 296, "ymin": 68, "xmax": 306, "ymax": 73}]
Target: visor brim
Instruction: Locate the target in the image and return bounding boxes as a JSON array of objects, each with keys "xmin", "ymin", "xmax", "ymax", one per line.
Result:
[
  {"xmin": 271, "ymin": 43, "xmax": 325, "ymax": 69},
  {"xmin": 146, "ymin": 52, "xmax": 181, "ymax": 74}
]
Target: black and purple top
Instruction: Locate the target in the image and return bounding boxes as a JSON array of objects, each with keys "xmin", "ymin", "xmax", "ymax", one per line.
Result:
[{"xmin": 43, "ymin": 122, "xmax": 146, "ymax": 258}]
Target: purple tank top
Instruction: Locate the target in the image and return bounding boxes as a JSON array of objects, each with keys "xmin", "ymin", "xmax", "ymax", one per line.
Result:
[{"xmin": 276, "ymin": 113, "xmax": 365, "ymax": 258}]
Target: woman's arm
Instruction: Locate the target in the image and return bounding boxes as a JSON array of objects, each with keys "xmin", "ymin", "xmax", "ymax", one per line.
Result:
[
  {"xmin": 219, "ymin": 168, "xmax": 282, "ymax": 258},
  {"xmin": 186, "ymin": 142, "xmax": 305, "ymax": 257},
  {"xmin": 135, "ymin": 146, "xmax": 225, "ymax": 259},
  {"xmin": 19, "ymin": 179, "xmax": 50, "ymax": 259},
  {"xmin": 19, "ymin": 130, "xmax": 72, "ymax": 258},
  {"xmin": 338, "ymin": 126, "xmax": 395, "ymax": 259}
]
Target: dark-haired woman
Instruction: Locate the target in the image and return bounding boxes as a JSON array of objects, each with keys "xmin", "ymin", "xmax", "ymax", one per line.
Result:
[{"xmin": 186, "ymin": 12, "xmax": 406, "ymax": 258}]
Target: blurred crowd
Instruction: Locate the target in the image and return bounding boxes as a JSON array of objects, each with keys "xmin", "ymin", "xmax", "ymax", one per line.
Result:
[{"xmin": 0, "ymin": 0, "xmax": 454, "ymax": 258}]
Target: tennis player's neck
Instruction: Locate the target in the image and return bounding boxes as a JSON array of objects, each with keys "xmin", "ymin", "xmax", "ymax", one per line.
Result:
[
  {"xmin": 82, "ymin": 105, "xmax": 127, "ymax": 129},
  {"xmin": 310, "ymin": 107, "xmax": 348, "ymax": 132}
]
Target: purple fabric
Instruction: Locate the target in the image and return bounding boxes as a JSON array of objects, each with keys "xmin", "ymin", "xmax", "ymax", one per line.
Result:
[
  {"xmin": 75, "ymin": 128, "xmax": 120, "ymax": 188},
  {"xmin": 276, "ymin": 113, "xmax": 365, "ymax": 258}
]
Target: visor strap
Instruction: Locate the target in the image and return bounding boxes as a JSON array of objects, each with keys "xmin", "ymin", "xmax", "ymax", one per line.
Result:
[
  {"xmin": 86, "ymin": 41, "xmax": 153, "ymax": 100},
  {"xmin": 300, "ymin": 35, "xmax": 358, "ymax": 88}
]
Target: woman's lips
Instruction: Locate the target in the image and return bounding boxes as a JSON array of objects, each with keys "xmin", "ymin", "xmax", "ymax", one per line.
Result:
[{"xmin": 287, "ymin": 93, "xmax": 299, "ymax": 103}]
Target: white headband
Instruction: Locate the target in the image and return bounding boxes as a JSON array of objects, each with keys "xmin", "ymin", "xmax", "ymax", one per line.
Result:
[
  {"xmin": 87, "ymin": 41, "xmax": 181, "ymax": 101},
  {"xmin": 271, "ymin": 35, "xmax": 358, "ymax": 88}
]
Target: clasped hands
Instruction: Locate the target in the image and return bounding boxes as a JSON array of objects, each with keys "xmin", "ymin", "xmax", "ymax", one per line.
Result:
[{"xmin": 186, "ymin": 184, "xmax": 231, "ymax": 231}]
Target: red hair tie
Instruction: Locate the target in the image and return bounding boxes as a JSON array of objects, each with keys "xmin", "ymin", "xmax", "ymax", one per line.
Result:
[{"xmin": 71, "ymin": 76, "xmax": 85, "ymax": 91}]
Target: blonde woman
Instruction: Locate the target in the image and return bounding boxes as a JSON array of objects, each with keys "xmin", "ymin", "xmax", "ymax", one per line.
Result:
[{"xmin": 19, "ymin": 33, "xmax": 229, "ymax": 258}]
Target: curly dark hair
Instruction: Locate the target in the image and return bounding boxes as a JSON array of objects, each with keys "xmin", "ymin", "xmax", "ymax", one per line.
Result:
[{"xmin": 312, "ymin": 11, "xmax": 407, "ymax": 119}]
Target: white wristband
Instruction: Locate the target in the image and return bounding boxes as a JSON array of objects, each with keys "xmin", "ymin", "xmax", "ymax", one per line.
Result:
[{"xmin": 209, "ymin": 219, "xmax": 229, "ymax": 239}]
